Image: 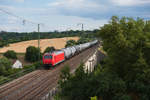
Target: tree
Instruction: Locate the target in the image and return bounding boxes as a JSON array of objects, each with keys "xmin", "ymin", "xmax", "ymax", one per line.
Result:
[
  {"xmin": 98, "ymin": 16, "xmax": 150, "ymax": 99},
  {"xmin": 59, "ymin": 63, "xmax": 90, "ymax": 100},
  {"xmin": 44, "ymin": 46, "xmax": 55, "ymax": 53},
  {"xmin": 0, "ymin": 57, "xmax": 12, "ymax": 76},
  {"xmin": 58, "ymin": 16, "xmax": 150, "ymax": 100},
  {"xmin": 65, "ymin": 40, "xmax": 77, "ymax": 47},
  {"xmin": 0, "ymin": 40, "xmax": 8, "ymax": 47},
  {"xmin": 98, "ymin": 16, "xmax": 150, "ymax": 80},
  {"xmin": 59, "ymin": 65, "xmax": 71, "ymax": 86},
  {"xmin": 74, "ymin": 63, "xmax": 86, "ymax": 79},
  {"xmin": 4, "ymin": 50, "xmax": 17, "ymax": 59},
  {"xmin": 25, "ymin": 46, "xmax": 42, "ymax": 62},
  {"xmin": 76, "ymin": 37, "xmax": 91, "ymax": 44}
]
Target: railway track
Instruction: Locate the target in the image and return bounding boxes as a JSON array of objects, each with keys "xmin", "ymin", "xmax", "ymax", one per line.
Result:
[
  {"xmin": 0, "ymin": 44, "xmax": 98, "ymax": 100},
  {"xmin": 0, "ymin": 70, "xmax": 46, "ymax": 93},
  {"xmin": 0, "ymin": 70, "xmax": 48, "ymax": 100}
]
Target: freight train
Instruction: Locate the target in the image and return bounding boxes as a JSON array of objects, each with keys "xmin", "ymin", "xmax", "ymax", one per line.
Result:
[{"xmin": 43, "ymin": 40, "xmax": 98, "ymax": 67}]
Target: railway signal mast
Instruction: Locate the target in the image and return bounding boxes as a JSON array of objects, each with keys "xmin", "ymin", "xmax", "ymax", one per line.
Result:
[
  {"xmin": 77, "ymin": 23, "xmax": 84, "ymax": 31},
  {"xmin": 38, "ymin": 24, "xmax": 40, "ymax": 61},
  {"xmin": 66, "ymin": 27, "xmax": 71, "ymax": 41},
  {"xmin": 77, "ymin": 23, "xmax": 84, "ymax": 36}
]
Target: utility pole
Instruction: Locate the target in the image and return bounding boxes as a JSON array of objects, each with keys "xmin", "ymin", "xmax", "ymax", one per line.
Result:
[
  {"xmin": 66, "ymin": 27, "xmax": 71, "ymax": 41},
  {"xmin": 77, "ymin": 23, "xmax": 84, "ymax": 36},
  {"xmin": 81, "ymin": 23, "xmax": 84, "ymax": 32},
  {"xmin": 77, "ymin": 23, "xmax": 84, "ymax": 31},
  {"xmin": 38, "ymin": 24, "xmax": 40, "ymax": 61}
]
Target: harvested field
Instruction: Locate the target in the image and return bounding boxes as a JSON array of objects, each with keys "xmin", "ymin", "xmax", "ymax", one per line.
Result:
[{"xmin": 0, "ymin": 37, "xmax": 79, "ymax": 53}]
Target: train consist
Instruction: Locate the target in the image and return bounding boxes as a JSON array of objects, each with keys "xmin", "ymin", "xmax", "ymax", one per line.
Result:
[{"xmin": 43, "ymin": 40, "xmax": 98, "ymax": 66}]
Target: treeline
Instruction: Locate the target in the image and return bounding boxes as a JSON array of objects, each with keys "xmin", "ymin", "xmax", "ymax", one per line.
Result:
[
  {"xmin": 65, "ymin": 37, "xmax": 92, "ymax": 47},
  {"xmin": 57, "ymin": 16, "xmax": 150, "ymax": 100},
  {"xmin": 0, "ymin": 30, "xmax": 98, "ymax": 47}
]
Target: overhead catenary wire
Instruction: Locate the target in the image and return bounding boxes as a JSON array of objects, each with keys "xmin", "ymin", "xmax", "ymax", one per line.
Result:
[
  {"xmin": 0, "ymin": 8, "xmax": 42, "ymax": 25},
  {"xmin": 0, "ymin": 8, "xmax": 42, "ymax": 59},
  {"xmin": 0, "ymin": 8, "xmax": 82, "ymax": 32},
  {"xmin": 0, "ymin": 8, "xmax": 50, "ymax": 31}
]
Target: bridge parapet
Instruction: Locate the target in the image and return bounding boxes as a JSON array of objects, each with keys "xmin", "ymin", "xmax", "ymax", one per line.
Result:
[{"xmin": 84, "ymin": 50, "xmax": 97, "ymax": 73}]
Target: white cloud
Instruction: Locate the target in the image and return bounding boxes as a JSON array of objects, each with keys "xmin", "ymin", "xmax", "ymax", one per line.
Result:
[
  {"xmin": 111, "ymin": 0, "xmax": 150, "ymax": 6},
  {"xmin": 48, "ymin": 0, "xmax": 109, "ymax": 20},
  {"xmin": 48, "ymin": 0, "xmax": 107, "ymax": 12},
  {"xmin": 0, "ymin": 4, "xmax": 108, "ymax": 32}
]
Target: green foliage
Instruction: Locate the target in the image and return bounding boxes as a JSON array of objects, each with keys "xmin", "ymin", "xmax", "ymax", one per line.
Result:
[
  {"xmin": 44, "ymin": 46, "xmax": 55, "ymax": 53},
  {"xmin": 112, "ymin": 94, "xmax": 131, "ymax": 100},
  {"xmin": 59, "ymin": 63, "xmax": 91, "ymax": 100},
  {"xmin": 4, "ymin": 50, "xmax": 17, "ymax": 59},
  {"xmin": 0, "ymin": 57, "xmax": 21, "ymax": 77},
  {"xmin": 0, "ymin": 57, "xmax": 12, "ymax": 76},
  {"xmin": 23, "ymin": 61, "xmax": 42, "ymax": 72},
  {"xmin": 76, "ymin": 37, "xmax": 91, "ymax": 44},
  {"xmin": 23, "ymin": 65, "xmax": 36, "ymax": 71},
  {"xmin": 0, "ymin": 76, "xmax": 9, "ymax": 81},
  {"xmin": 65, "ymin": 40, "xmax": 77, "ymax": 47},
  {"xmin": 91, "ymin": 96, "xmax": 97, "ymax": 100},
  {"xmin": 74, "ymin": 63, "xmax": 86, "ymax": 79},
  {"xmin": 54, "ymin": 93, "xmax": 61, "ymax": 100},
  {"xmin": 59, "ymin": 65, "xmax": 70, "ymax": 86},
  {"xmin": 33, "ymin": 61, "xmax": 43, "ymax": 69},
  {"xmin": 99, "ymin": 16, "xmax": 150, "ymax": 80},
  {"xmin": 0, "ymin": 40, "xmax": 8, "ymax": 47},
  {"xmin": 0, "ymin": 63, "xmax": 41, "ymax": 85},
  {"xmin": 0, "ymin": 58, "xmax": 42, "ymax": 85},
  {"xmin": 25, "ymin": 46, "xmax": 42, "ymax": 62},
  {"xmin": 65, "ymin": 38, "xmax": 92, "ymax": 47},
  {"xmin": 98, "ymin": 16, "xmax": 150, "ymax": 99},
  {"xmin": 59, "ymin": 64, "xmax": 130, "ymax": 100},
  {"xmin": 58, "ymin": 16, "xmax": 150, "ymax": 100},
  {"xmin": 0, "ymin": 76, "xmax": 10, "ymax": 85}
]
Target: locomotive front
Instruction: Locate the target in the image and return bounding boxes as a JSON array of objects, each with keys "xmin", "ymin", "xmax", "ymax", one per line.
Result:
[
  {"xmin": 43, "ymin": 53, "xmax": 53, "ymax": 66},
  {"xmin": 43, "ymin": 51, "xmax": 65, "ymax": 67}
]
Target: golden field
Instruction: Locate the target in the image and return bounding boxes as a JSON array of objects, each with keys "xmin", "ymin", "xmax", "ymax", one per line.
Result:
[{"xmin": 0, "ymin": 37, "xmax": 79, "ymax": 53}]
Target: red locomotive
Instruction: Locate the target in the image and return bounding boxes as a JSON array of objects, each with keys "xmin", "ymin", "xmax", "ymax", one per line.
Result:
[
  {"xmin": 43, "ymin": 40, "xmax": 98, "ymax": 67},
  {"xmin": 43, "ymin": 51, "xmax": 65, "ymax": 66}
]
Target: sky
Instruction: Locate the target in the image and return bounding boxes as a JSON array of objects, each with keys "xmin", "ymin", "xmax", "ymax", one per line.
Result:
[{"xmin": 0, "ymin": 0, "xmax": 150, "ymax": 32}]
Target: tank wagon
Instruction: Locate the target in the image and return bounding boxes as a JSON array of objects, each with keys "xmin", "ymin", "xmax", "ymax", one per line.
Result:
[{"xmin": 43, "ymin": 40, "xmax": 98, "ymax": 67}]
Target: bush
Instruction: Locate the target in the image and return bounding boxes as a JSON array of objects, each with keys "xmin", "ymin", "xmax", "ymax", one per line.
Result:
[
  {"xmin": 33, "ymin": 61, "xmax": 43, "ymax": 69},
  {"xmin": 44, "ymin": 46, "xmax": 55, "ymax": 53},
  {"xmin": 25, "ymin": 46, "xmax": 42, "ymax": 62},
  {"xmin": 0, "ymin": 57, "xmax": 12, "ymax": 76},
  {"xmin": 0, "ymin": 76, "xmax": 10, "ymax": 85},
  {"xmin": 4, "ymin": 50, "xmax": 17, "ymax": 59},
  {"xmin": 65, "ymin": 40, "xmax": 77, "ymax": 47},
  {"xmin": 76, "ymin": 38, "xmax": 91, "ymax": 44}
]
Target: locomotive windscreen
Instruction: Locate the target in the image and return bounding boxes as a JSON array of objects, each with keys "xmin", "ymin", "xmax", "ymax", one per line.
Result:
[{"xmin": 44, "ymin": 55, "xmax": 52, "ymax": 59}]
